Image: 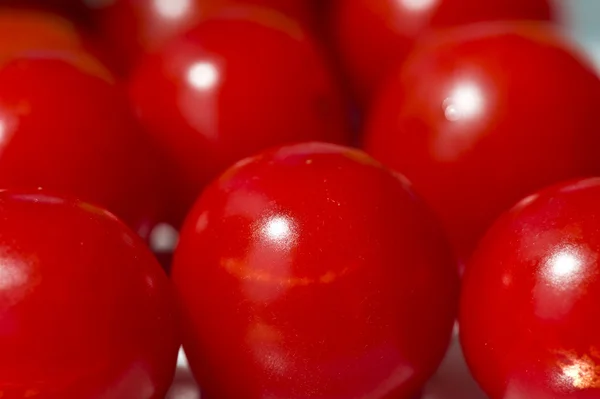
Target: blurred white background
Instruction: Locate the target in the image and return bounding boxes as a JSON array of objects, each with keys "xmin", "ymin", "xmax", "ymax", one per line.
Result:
[
  {"xmin": 564, "ymin": 0, "xmax": 600, "ymax": 69},
  {"xmin": 166, "ymin": 1, "xmax": 600, "ymax": 398}
]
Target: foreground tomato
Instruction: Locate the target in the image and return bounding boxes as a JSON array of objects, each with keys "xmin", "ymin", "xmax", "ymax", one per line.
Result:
[
  {"xmin": 0, "ymin": 51, "xmax": 163, "ymax": 239},
  {"xmin": 460, "ymin": 177, "xmax": 600, "ymax": 398},
  {"xmin": 172, "ymin": 142, "xmax": 458, "ymax": 399},
  {"xmin": 90, "ymin": 0, "xmax": 319, "ymax": 73},
  {"xmin": 365, "ymin": 23, "xmax": 600, "ymax": 265},
  {"xmin": 332, "ymin": 0, "xmax": 555, "ymax": 107},
  {"xmin": 130, "ymin": 9, "xmax": 350, "ymax": 227},
  {"xmin": 0, "ymin": 190, "xmax": 179, "ymax": 398}
]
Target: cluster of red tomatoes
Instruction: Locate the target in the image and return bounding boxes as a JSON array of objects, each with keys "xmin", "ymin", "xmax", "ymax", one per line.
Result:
[{"xmin": 1, "ymin": 0, "xmax": 599, "ymax": 398}]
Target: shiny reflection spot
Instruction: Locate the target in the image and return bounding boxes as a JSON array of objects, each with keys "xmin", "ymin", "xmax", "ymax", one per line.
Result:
[
  {"xmin": 0, "ymin": 259, "xmax": 27, "ymax": 292},
  {"xmin": 562, "ymin": 360, "xmax": 600, "ymax": 389},
  {"xmin": 556, "ymin": 349, "xmax": 600, "ymax": 389},
  {"xmin": 12, "ymin": 193, "xmax": 65, "ymax": 205},
  {"xmin": 263, "ymin": 216, "xmax": 292, "ymax": 242},
  {"xmin": 0, "ymin": 120, "xmax": 6, "ymax": 144},
  {"xmin": 195, "ymin": 211, "xmax": 209, "ymax": 233},
  {"xmin": 153, "ymin": 0, "xmax": 192, "ymax": 20},
  {"xmin": 444, "ymin": 82, "xmax": 484, "ymax": 121},
  {"xmin": 400, "ymin": 0, "xmax": 438, "ymax": 11},
  {"xmin": 545, "ymin": 248, "xmax": 582, "ymax": 287},
  {"xmin": 166, "ymin": 385, "xmax": 200, "ymax": 399},
  {"xmin": 515, "ymin": 193, "xmax": 540, "ymax": 210},
  {"xmin": 176, "ymin": 347, "xmax": 189, "ymax": 369},
  {"xmin": 187, "ymin": 61, "xmax": 219, "ymax": 90},
  {"xmin": 75, "ymin": 201, "xmax": 117, "ymax": 221},
  {"xmin": 150, "ymin": 223, "xmax": 179, "ymax": 253},
  {"xmin": 551, "ymin": 252, "xmax": 580, "ymax": 278},
  {"xmin": 535, "ymin": 246, "xmax": 593, "ymax": 320}
]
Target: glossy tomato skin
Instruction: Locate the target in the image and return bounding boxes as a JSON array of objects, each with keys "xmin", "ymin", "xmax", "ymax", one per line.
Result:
[
  {"xmin": 332, "ymin": 0, "xmax": 555, "ymax": 106},
  {"xmin": 172, "ymin": 142, "xmax": 459, "ymax": 399},
  {"xmin": 460, "ymin": 177, "xmax": 600, "ymax": 398},
  {"xmin": 130, "ymin": 10, "xmax": 350, "ymax": 227},
  {"xmin": 89, "ymin": 0, "xmax": 217, "ymax": 73},
  {"xmin": 0, "ymin": 51, "xmax": 164, "ymax": 239},
  {"xmin": 0, "ymin": 8, "xmax": 110, "ymax": 66},
  {"xmin": 0, "ymin": 9, "xmax": 83, "ymax": 56},
  {"xmin": 364, "ymin": 23, "xmax": 600, "ymax": 264},
  {"xmin": 237, "ymin": 0, "xmax": 318, "ymax": 29},
  {"xmin": 91, "ymin": 0, "xmax": 319, "ymax": 73},
  {"xmin": 0, "ymin": 6, "xmax": 122, "ymax": 81},
  {"xmin": 0, "ymin": 190, "xmax": 179, "ymax": 398}
]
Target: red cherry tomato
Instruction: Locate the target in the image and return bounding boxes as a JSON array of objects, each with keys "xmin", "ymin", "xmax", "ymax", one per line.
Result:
[
  {"xmin": 0, "ymin": 8, "xmax": 119, "ymax": 79},
  {"xmin": 364, "ymin": 23, "xmax": 600, "ymax": 264},
  {"xmin": 0, "ymin": 51, "xmax": 164, "ymax": 239},
  {"xmin": 0, "ymin": 9, "xmax": 85, "ymax": 58},
  {"xmin": 90, "ymin": 0, "xmax": 319, "ymax": 73},
  {"xmin": 88, "ymin": 0, "xmax": 216, "ymax": 73},
  {"xmin": 172, "ymin": 142, "xmax": 459, "ymax": 399},
  {"xmin": 460, "ymin": 177, "xmax": 600, "ymax": 398},
  {"xmin": 130, "ymin": 9, "xmax": 351, "ymax": 227},
  {"xmin": 332, "ymin": 0, "xmax": 555, "ymax": 106},
  {"xmin": 0, "ymin": 189, "xmax": 179, "ymax": 398}
]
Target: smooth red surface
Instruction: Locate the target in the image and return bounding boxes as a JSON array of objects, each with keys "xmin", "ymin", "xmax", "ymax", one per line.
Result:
[
  {"xmin": 0, "ymin": 1, "xmax": 89, "ymax": 22},
  {"xmin": 91, "ymin": 0, "xmax": 319, "ymax": 72},
  {"xmin": 0, "ymin": 9, "xmax": 87, "ymax": 60},
  {"xmin": 0, "ymin": 8, "xmax": 121, "ymax": 77},
  {"xmin": 332, "ymin": 0, "xmax": 555, "ymax": 106},
  {"xmin": 460, "ymin": 177, "xmax": 600, "ymax": 398},
  {"xmin": 172, "ymin": 142, "xmax": 459, "ymax": 399},
  {"xmin": 0, "ymin": 51, "xmax": 164, "ymax": 239},
  {"xmin": 0, "ymin": 190, "xmax": 179, "ymax": 398},
  {"xmin": 364, "ymin": 23, "xmax": 600, "ymax": 264},
  {"xmin": 237, "ymin": 0, "xmax": 318, "ymax": 29},
  {"xmin": 89, "ymin": 0, "xmax": 216, "ymax": 73},
  {"xmin": 130, "ymin": 10, "xmax": 350, "ymax": 227}
]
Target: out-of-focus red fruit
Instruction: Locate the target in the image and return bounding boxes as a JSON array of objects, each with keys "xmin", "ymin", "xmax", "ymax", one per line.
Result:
[
  {"xmin": 0, "ymin": 189, "xmax": 179, "ymax": 398},
  {"xmin": 364, "ymin": 23, "xmax": 600, "ymax": 264},
  {"xmin": 172, "ymin": 142, "xmax": 458, "ymax": 399},
  {"xmin": 332, "ymin": 0, "xmax": 555, "ymax": 107},
  {"xmin": 88, "ymin": 0, "xmax": 217, "ymax": 73},
  {"xmin": 89, "ymin": 0, "xmax": 320, "ymax": 73},
  {"xmin": 0, "ymin": 9, "xmax": 85, "ymax": 58},
  {"xmin": 461, "ymin": 177, "xmax": 600, "ymax": 398},
  {"xmin": 0, "ymin": 50, "xmax": 164, "ymax": 239},
  {"xmin": 129, "ymin": 8, "xmax": 351, "ymax": 227},
  {"xmin": 0, "ymin": 8, "xmax": 119, "ymax": 75}
]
